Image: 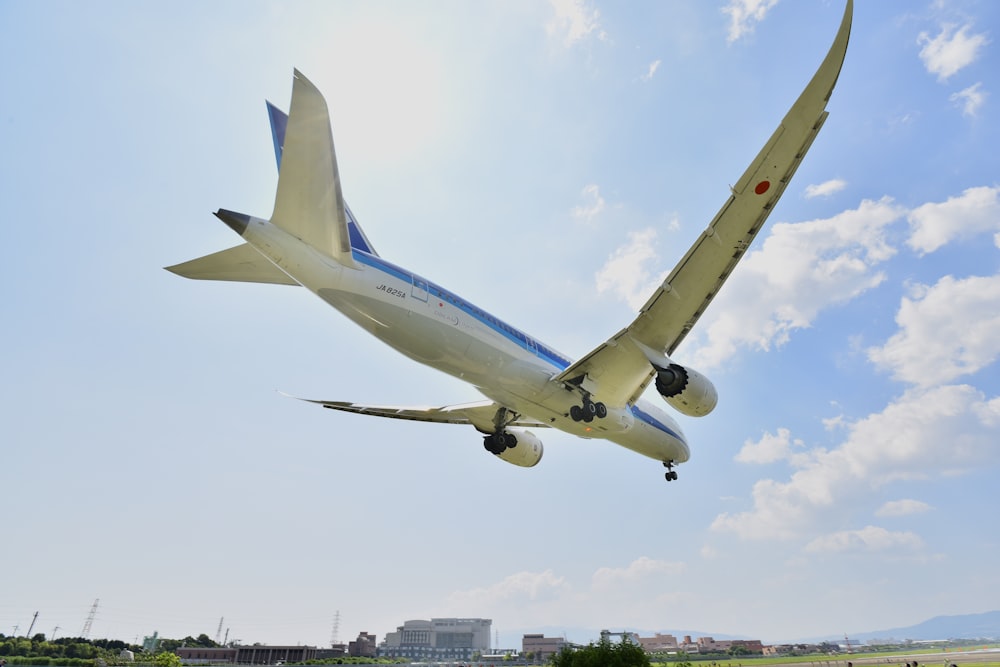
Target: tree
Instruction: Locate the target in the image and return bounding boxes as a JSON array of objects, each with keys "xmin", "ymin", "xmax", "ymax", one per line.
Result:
[
  {"xmin": 154, "ymin": 652, "xmax": 182, "ymax": 667},
  {"xmin": 551, "ymin": 636, "xmax": 650, "ymax": 667}
]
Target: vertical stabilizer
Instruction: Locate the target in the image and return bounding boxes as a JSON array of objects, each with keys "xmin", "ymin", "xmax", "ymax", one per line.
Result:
[
  {"xmin": 266, "ymin": 97, "xmax": 379, "ymax": 257},
  {"xmin": 270, "ymin": 69, "xmax": 356, "ymax": 267}
]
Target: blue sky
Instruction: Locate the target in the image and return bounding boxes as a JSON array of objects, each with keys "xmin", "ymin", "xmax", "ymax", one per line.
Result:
[{"xmin": 2, "ymin": 0, "xmax": 998, "ymax": 650}]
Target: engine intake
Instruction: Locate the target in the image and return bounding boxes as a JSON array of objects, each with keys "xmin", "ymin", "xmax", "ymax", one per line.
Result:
[{"xmin": 654, "ymin": 363, "xmax": 718, "ymax": 417}]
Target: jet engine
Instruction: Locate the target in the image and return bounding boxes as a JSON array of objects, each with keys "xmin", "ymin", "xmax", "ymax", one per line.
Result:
[
  {"xmin": 483, "ymin": 428, "xmax": 544, "ymax": 468},
  {"xmin": 654, "ymin": 363, "xmax": 718, "ymax": 417}
]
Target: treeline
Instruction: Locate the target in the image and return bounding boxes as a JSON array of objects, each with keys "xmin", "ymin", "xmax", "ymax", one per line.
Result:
[{"xmin": 0, "ymin": 633, "xmax": 200, "ymax": 667}]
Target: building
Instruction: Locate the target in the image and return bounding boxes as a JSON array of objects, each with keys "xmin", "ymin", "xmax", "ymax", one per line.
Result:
[
  {"xmin": 349, "ymin": 632, "xmax": 377, "ymax": 659},
  {"xmin": 380, "ymin": 618, "xmax": 491, "ymax": 661},
  {"xmin": 638, "ymin": 633, "xmax": 679, "ymax": 652},
  {"xmin": 692, "ymin": 637, "xmax": 764, "ymax": 654},
  {"xmin": 176, "ymin": 645, "xmax": 318, "ymax": 665},
  {"xmin": 176, "ymin": 647, "xmax": 237, "ymax": 664},
  {"xmin": 522, "ymin": 634, "xmax": 568, "ymax": 661}
]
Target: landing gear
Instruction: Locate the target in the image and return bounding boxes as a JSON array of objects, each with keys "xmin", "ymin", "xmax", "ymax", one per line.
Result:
[
  {"xmin": 569, "ymin": 396, "xmax": 607, "ymax": 423},
  {"xmin": 484, "ymin": 430, "xmax": 518, "ymax": 455},
  {"xmin": 663, "ymin": 460, "xmax": 678, "ymax": 482}
]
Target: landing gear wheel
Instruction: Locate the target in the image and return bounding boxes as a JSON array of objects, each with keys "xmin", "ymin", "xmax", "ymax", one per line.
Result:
[
  {"xmin": 594, "ymin": 402, "xmax": 607, "ymax": 418},
  {"xmin": 570, "ymin": 405, "xmax": 583, "ymax": 422},
  {"xmin": 664, "ymin": 470, "xmax": 678, "ymax": 481}
]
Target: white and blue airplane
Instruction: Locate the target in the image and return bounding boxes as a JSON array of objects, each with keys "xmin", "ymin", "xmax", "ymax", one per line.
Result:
[{"xmin": 168, "ymin": 1, "xmax": 852, "ymax": 482}]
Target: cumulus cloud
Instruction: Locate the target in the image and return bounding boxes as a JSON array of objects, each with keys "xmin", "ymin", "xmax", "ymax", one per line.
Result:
[
  {"xmin": 712, "ymin": 385, "xmax": 1000, "ymax": 540},
  {"xmin": 735, "ymin": 428, "xmax": 805, "ymax": 465},
  {"xmin": 951, "ymin": 82, "xmax": 987, "ymax": 117},
  {"xmin": 446, "ymin": 569, "xmax": 569, "ymax": 607},
  {"xmin": 722, "ymin": 0, "xmax": 779, "ymax": 44},
  {"xmin": 547, "ymin": 0, "xmax": 606, "ymax": 47},
  {"xmin": 683, "ymin": 197, "xmax": 903, "ymax": 369},
  {"xmin": 805, "ymin": 178, "xmax": 848, "ymax": 199},
  {"xmin": 572, "ymin": 183, "xmax": 607, "ymax": 225},
  {"xmin": 868, "ymin": 275, "xmax": 1000, "ymax": 387},
  {"xmin": 906, "ymin": 185, "xmax": 1000, "ymax": 254},
  {"xmin": 876, "ymin": 499, "xmax": 931, "ymax": 517},
  {"xmin": 595, "ymin": 228, "xmax": 668, "ymax": 310},
  {"xmin": 917, "ymin": 24, "xmax": 988, "ymax": 82},
  {"xmin": 804, "ymin": 526, "xmax": 924, "ymax": 553}
]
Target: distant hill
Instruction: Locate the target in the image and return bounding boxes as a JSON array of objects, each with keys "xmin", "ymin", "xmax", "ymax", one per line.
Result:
[{"xmin": 844, "ymin": 610, "xmax": 1000, "ymax": 642}]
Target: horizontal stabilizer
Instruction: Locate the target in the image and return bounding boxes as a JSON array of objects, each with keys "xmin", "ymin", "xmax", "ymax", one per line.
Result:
[{"xmin": 165, "ymin": 243, "xmax": 299, "ymax": 285}]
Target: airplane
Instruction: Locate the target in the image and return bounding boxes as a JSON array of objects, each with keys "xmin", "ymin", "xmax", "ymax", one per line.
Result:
[{"xmin": 167, "ymin": 1, "xmax": 852, "ymax": 482}]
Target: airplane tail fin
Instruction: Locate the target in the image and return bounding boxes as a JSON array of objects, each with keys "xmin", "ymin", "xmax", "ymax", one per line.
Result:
[
  {"xmin": 267, "ymin": 91, "xmax": 378, "ymax": 257},
  {"xmin": 268, "ymin": 69, "xmax": 381, "ymax": 265}
]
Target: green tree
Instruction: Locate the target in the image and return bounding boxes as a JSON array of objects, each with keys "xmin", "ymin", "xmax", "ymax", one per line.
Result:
[
  {"xmin": 153, "ymin": 652, "xmax": 182, "ymax": 667},
  {"xmin": 551, "ymin": 636, "xmax": 649, "ymax": 667}
]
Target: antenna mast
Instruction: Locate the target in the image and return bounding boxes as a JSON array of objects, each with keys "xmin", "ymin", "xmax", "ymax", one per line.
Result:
[
  {"xmin": 330, "ymin": 611, "xmax": 341, "ymax": 647},
  {"xmin": 81, "ymin": 599, "xmax": 99, "ymax": 638}
]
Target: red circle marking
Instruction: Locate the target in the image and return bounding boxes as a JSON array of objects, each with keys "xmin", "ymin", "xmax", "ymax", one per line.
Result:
[{"xmin": 754, "ymin": 180, "xmax": 771, "ymax": 195}]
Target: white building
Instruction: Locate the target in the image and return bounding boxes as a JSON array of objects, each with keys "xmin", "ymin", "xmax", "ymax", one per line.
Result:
[{"xmin": 380, "ymin": 618, "xmax": 491, "ymax": 661}]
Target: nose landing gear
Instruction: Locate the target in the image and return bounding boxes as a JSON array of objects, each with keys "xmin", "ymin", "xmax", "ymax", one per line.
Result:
[{"xmin": 663, "ymin": 460, "xmax": 678, "ymax": 482}]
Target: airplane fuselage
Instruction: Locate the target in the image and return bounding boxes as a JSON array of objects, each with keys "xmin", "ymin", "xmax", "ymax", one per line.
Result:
[{"xmin": 238, "ymin": 215, "xmax": 691, "ymax": 464}]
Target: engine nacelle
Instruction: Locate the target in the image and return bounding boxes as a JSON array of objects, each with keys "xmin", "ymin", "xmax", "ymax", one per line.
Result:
[
  {"xmin": 654, "ymin": 363, "xmax": 718, "ymax": 417},
  {"xmin": 489, "ymin": 428, "xmax": 544, "ymax": 468}
]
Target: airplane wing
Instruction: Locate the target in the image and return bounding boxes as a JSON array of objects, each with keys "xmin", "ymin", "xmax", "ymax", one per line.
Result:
[
  {"xmin": 289, "ymin": 397, "xmax": 550, "ymax": 433},
  {"xmin": 555, "ymin": 0, "xmax": 853, "ymax": 407}
]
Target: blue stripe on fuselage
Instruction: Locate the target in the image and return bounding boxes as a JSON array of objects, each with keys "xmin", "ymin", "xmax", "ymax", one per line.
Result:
[
  {"xmin": 630, "ymin": 404, "xmax": 686, "ymax": 445},
  {"xmin": 350, "ymin": 249, "xmax": 571, "ymax": 371}
]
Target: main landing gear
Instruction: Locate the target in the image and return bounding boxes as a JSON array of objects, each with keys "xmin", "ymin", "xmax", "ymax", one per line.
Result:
[
  {"xmin": 484, "ymin": 406, "xmax": 518, "ymax": 455},
  {"xmin": 569, "ymin": 396, "xmax": 608, "ymax": 423},
  {"xmin": 663, "ymin": 460, "xmax": 678, "ymax": 482},
  {"xmin": 484, "ymin": 430, "xmax": 517, "ymax": 455}
]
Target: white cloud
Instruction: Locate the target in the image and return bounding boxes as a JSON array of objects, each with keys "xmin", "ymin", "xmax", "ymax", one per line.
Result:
[
  {"xmin": 641, "ymin": 59, "xmax": 662, "ymax": 82},
  {"xmin": 722, "ymin": 0, "xmax": 779, "ymax": 44},
  {"xmin": 868, "ymin": 274, "xmax": 1000, "ymax": 387},
  {"xmin": 547, "ymin": 0, "xmax": 606, "ymax": 47},
  {"xmin": 735, "ymin": 428, "xmax": 805, "ymax": 465},
  {"xmin": 804, "ymin": 525, "xmax": 924, "ymax": 553},
  {"xmin": 906, "ymin": 185, "xmax": 1000, "ymax": 254},
  {"xmin": 592, "ymin": 556, "xmax": 685, "ymax": 590},
  {"xmin": 917, "ymin": 24, "xmax": 988, "ymax": 82},
  {"xmin": 683, "ymin": 197, "xmax": 903, "ymax": 369},
  {"xmin": 595, "ymin": 228, "xmax": 668, "ymax": 311},
  {"xmin": 950, "ymin": 82, "xmax": 987, "ymax": 117},
  {"xmin": 711, "ymin": 385, "xmax": 1000, "ymax": 541},
  {"xmin": 446, "ymin": 569, "xmax": 569, "ymax": 607},
  {"xmin": 876, "ymin": 499, "xmax": 931, "ymax": 517},
  {"xmin": 572, "ymin": 183, "xmax": 607, "ymax": 225},
  {"xmin": 805, "ymin": 178, "xmax": 847, "ymax": 199}
]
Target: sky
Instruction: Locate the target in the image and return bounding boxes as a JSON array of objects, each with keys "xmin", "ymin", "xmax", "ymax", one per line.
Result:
[{"xmin": 2, "ymin": 0, "xmax": 999, "ymax": 652}]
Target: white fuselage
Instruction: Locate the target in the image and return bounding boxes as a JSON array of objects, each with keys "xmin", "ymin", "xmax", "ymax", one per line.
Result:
[{"xmin": 241, "ymin": 216, "xmax": 690, "ymax": 464}]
